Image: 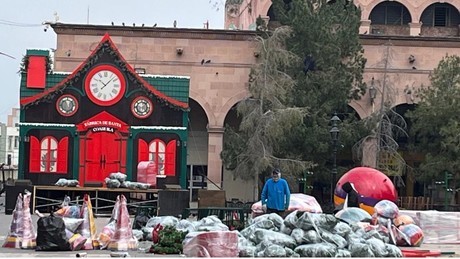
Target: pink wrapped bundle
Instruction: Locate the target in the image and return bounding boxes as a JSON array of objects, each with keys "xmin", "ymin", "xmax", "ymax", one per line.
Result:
[
  {"xmin": 21, "ymin": 192, "xmax": 36, "ymax": 249},
  {"xmin": 77, "ymin": 194, "xmax": 100, "ymax": 250},
  {"xmin": 68, "ymin": 233, "xmax": 87, "ymax": 251},
  {"xmin": 99, "ymin": 221, "xmax": 116, "ymax": 249},
  {"xmin": 183, "ymin": 231, "xmax": 239, "ymax": 257},
  {"xmin": 98, "ymin": 196, "xmax": 120, "ymax": 249},
  {"xmin": 398, "ymin": 224, "xmax": 424, "ymax": 247},
  {"xmin": 252, "ymin": 193, "xmax": 322, "ymax": 217},
  {"xmin": 2, "ymin": 193, "xmax": 24, "ymax": 248},
  {"xmin": 107, "ymin": 195, "xmax": 138, "ymax": 251},
  {"xmin": 55, "ymin": 206, "xmax": 80, "ymax": 218}
]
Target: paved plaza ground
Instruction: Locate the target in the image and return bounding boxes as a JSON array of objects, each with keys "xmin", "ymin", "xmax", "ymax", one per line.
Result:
[{"xmin": 0, "ymin": 193, "xmax": 458, "ymax": 257}]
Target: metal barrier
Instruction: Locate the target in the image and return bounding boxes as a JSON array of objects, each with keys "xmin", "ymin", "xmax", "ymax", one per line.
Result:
[
  {"xmin": 183, "ymin": 207, "xmax": 250, "ymax": 230},
  {"xmin": 32, "ymin": 185, "xmax": 158, "ymax": 216},
  {"xmin": 398, "ymin": 196, "xmax": 432, "ymax": 210}
]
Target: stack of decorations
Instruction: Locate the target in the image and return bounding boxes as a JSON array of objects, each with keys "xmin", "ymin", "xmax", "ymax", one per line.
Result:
[{"xmin": 54, "ymin": 196, "xmax": 86, "ymax": 251}]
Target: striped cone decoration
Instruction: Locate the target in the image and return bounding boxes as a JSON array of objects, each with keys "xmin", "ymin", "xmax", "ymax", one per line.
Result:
[
  {"xmin": 107, "ymin": 195, "xmax": 138, "ymax": 251},
  {"xmin": 20, "ymin": 192, "xmax": 36, "ymax": 249},
  {"xmin": 77, "ymin": 194, "xmax": 100, "ymax": 250},
  {"xmin": 2, "ymin": 193, "xmax": 24, "ymax": 248}
]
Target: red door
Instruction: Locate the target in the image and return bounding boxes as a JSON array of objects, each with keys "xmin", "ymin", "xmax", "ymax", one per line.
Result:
[{"xmin": 83, "ymin": 131, "xmax": 126, "ymax": 184}]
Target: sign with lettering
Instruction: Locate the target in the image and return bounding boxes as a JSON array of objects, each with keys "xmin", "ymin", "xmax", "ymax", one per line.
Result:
[
  {"xmin": 76, "ymin": 111, "xmax": 129, "ymax": 133},
  {"xmin": 84, "ymin": 120, "xmax": 122, "ymax": 129},
  {"xmin": 91, "ymin": 127, "xmax": 115, "ymax": 133}
]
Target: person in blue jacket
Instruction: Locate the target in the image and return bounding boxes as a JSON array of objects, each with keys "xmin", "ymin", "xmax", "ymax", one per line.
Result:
[{"xmin": 261, "ymin": 168, "xmax": 291, "ymax": 216}]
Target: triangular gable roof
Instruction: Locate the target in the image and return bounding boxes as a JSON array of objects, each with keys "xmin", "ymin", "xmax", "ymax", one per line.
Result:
[
  {"xmin": 76, "ymin": 111, "xmax": 129, "ymax": 132},
  {"xmin": 20, "ymin": 33, "xmax": 189, "ymax": 111}
]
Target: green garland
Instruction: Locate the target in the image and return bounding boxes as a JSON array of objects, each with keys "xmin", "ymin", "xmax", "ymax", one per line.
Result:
[
  {"xmin": 19, "ymin": 55, "xmax": 53, "ymax": 74},
  {"xmin": 149, "ymin": 226, "xmax": 188, "ymax": 254}
]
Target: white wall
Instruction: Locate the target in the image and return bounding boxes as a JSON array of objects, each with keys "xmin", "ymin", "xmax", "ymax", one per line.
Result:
[{"xmin": 222, "ymin": 168, "xmax": 258, "ymax": 202}]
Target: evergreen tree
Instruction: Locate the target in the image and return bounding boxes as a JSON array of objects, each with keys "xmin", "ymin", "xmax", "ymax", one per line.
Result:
[
  {"xmin": 271, "ymin": 0, "xmax": 368, "ymax": 180},
  {"xmin": 221, "ymin": 27, "xmax": 312, "ymax": 184},
  {"xmin": 221, "ymin": 0, "xmax": 368, "ymax": 196},
  {"xmin": 408, "ymin": 55, "xmax": 460, "ymax": 185}
]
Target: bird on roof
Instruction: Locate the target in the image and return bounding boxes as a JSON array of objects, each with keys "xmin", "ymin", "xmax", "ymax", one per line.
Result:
[
  {"xmin": 201, "ymin": 59, "xmax": 205, "ymax": 65},
  {"xmin": 111, "ymin": 22, "xmax": 114, "ymax": 26},
  {"xmin": 205, "ymin": 60, "xmax": 211, "ymax": 64},
  {"xmin": 153, "ymin": 23, "xmax": 157, "ymax": 27},
  {"xmin": 122, "ymin": 22, "xmax": 125, "ymax": 26},
  {"xmin": 173, "ymin": 20, "xmax": 177, "ymax": 28}
]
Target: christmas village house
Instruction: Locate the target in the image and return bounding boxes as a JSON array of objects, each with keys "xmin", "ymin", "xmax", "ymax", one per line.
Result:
[{"xmin": 18, "ymin": 34, "xmax": 189, "ymax": 189}]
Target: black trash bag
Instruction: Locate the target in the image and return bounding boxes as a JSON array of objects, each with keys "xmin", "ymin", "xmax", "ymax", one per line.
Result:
[
  {"xmin": 132, "ymin": 212, "xmax": 151, "ymax": 230},
  {"xmin": 36, "ymin": 214, "xmax": 71, "ymax": 251}
]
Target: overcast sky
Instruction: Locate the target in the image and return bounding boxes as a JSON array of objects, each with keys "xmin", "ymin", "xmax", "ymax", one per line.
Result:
[{"xmin": 0, "ymin": 0, "xmax": 225, "ymax": 122}]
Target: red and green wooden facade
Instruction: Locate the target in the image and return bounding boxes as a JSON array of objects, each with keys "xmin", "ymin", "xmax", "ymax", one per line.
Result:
[{"xmin": 18, "ymin": 34, "xmax": 190, "ymax": 188}]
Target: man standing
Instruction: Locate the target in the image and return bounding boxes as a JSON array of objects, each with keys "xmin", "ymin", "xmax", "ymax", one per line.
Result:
[{"xmin": 261, "ymin": 168, "xmax": 291, "ymax": 216}]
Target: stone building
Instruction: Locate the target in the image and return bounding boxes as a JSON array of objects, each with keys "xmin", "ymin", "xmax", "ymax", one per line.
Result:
[
  {"xmin": 30, "ymin": 0, "xmax": 460, "ymax": 202},
  {"xmin": 225, "ymin": 0, "xmax": 460, "ymax": 199}
]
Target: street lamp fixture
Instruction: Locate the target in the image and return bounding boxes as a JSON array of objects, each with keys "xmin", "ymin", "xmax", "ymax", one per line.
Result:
[
  {"xmin": 369, "ymin": 77, "xmax": 377, "ymax": 104},
  {"xmin": 329, "ymin": 113, "xmax": 341, "ymax": 205}
]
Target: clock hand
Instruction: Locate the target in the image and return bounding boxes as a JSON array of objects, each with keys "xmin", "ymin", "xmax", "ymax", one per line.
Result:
[
  {"xmin": 95, "ymin": 79, "xmax": 110, "ymax": 88},
  {"xmin": 100, "ymin": 77, "xmax": 115, "ymax": 90}
]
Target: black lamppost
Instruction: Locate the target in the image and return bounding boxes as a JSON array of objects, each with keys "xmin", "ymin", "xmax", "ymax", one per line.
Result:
[{"xmin": 329, "ymin": 113, "xmax": 341, "ymax": 204}]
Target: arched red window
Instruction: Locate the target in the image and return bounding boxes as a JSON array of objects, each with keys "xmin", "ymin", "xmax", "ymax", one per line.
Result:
[
  {"xmin": 41, "ymin": 136, "xmax": 58, "ymax": 172},
  {"xmin": 29, "ymin": 135, "xmax": 68, "ymax": 173}
]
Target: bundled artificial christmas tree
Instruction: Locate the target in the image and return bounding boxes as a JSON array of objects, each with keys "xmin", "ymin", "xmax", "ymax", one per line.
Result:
[{"xmin": 149, "ymin": 226, "xmax": 187, "ymax": 254}]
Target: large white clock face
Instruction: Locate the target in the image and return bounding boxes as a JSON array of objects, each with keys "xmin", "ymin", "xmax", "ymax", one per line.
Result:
[
  {"xmin": 89, "ymin": 70, "xmax": 121, "ymax": 101},
  {"xmin": 85, "ymin": 65, "xmax": 126, "ymax": 106}
]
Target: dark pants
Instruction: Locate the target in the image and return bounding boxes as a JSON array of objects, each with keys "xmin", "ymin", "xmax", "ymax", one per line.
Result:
[{"xmin": 267, "ymin": 207, "xmax": 285, "ymax": 217}]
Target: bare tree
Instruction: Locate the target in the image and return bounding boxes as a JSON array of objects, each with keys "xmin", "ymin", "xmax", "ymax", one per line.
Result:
[
  {"xmin": 221, "ymin": 27, "xmax": 313, "ymax": 198},
  {"xmin": 353, "ymin": 41, "xmax": 408, "ymax": 182}
]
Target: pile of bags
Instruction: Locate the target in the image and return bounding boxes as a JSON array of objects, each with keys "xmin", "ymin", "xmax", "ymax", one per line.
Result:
[
  {"xmin": 55, "ymin": 178, "xmax": 80, "ymax": 187},
  {"xmin": 237, "ymin": 210, "xmax": 403, "ymax": 257},
  {"xmin": 142, "ymin": 215, "xmax": 237, "ymax": 256},
  {"xmin": 35, "ymin": 194, "xmax": 99, "ymax": 251},
  {"xmin": 105, "ymin": 172, "xmax": 150, "ymax": 190},
  {"xmin": 371, "ymin": 200, "xmax": 424, "ymax": 247}
]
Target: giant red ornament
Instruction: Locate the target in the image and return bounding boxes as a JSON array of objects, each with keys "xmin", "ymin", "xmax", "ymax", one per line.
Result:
[{"xmin": 334, "ymin": 167, "xmax": 398, "ymax": 215}]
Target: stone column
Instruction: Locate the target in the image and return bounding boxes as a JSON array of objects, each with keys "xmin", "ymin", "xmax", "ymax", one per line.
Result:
[
  {"xmin": 360, "ymin": 19, "xmax": 371, "ymax": 34},
  {"xmin": 409, "ymin": 22, "xmax": 422, "ymax": 36},
  {"xmin": 206, "ymin": 126, "xmax": 224, "ymax": 190}
]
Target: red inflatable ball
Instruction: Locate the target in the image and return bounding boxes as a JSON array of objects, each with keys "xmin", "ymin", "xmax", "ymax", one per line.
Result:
[{"xmin": 334, "ymin": 167, "xmax": 398, "ymax": 215}]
